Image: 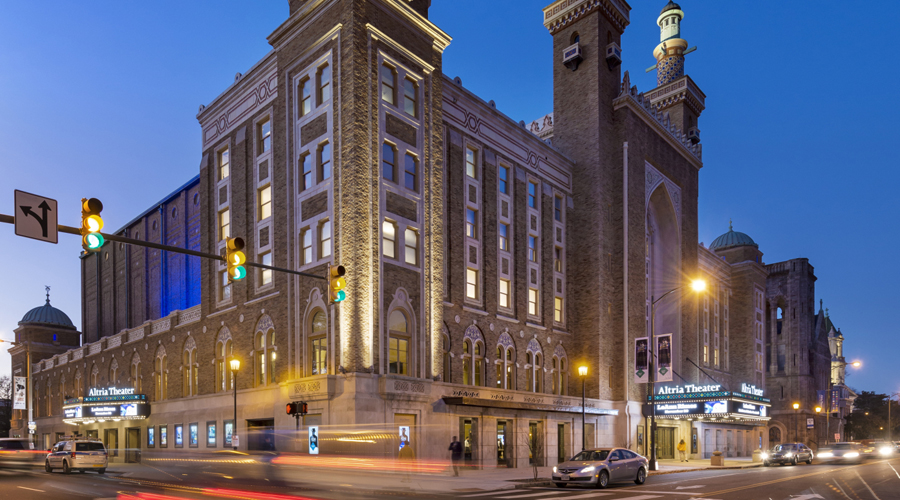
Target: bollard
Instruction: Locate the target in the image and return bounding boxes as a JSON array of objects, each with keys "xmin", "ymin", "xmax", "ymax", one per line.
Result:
[{"xmin": 711, "ymin": 450, "xmax": 724, "ymax": 466}]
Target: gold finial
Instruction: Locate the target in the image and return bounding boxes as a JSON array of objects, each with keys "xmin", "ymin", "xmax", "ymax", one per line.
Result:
[
  {"xmin": 45, "ymin": 285, "xmax": 51, "ymax": 304},
  {"xmin": 729, "ymin": 219, "xmax": 733, "ymax": 231}
]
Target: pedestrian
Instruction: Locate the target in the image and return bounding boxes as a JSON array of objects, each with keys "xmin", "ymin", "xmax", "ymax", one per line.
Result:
[
  {"xmin": 677, "ymin": 439, "xmax": 687, "ymax": 462},
  {"xmin": 449, "ymin": 435, "xmax": 463, "ymax": 476}
]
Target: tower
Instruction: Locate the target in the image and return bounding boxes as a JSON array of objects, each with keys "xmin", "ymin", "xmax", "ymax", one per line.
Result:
[{"xmin": 648, "ymin": 1, "xmax": 705, "ymax": 145}]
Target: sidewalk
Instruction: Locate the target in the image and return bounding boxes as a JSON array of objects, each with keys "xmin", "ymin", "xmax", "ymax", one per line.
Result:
[{"xmin": 653, "ymin": 456, "xmax": 762, "ymax": 474}]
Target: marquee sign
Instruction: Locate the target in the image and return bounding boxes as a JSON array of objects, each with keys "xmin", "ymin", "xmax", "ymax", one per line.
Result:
[
  {"xmin": 88, "ymin": 386, "xmax": 136, "ymax": 397},
  {"xmin": 62, "ymin": 389, "xmax": 151, "ymax": 424}
]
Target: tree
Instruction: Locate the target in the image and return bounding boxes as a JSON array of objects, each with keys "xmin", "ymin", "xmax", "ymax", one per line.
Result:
[
  {"xmin": 0, "ymin": 376, "xmax": 11, "ymax": 438},
  {"xmin": 845, "ymin": 391, "xmax": 899, "ymax": 440},
  {"xmin": 522, "ymin": 431, "xmax": 545, "ymax": 480}
]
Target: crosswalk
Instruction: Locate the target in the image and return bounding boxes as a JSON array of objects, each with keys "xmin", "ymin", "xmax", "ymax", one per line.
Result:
[{"xmin": 456, "ymin": 487, "xmax": 668, "ymax": 500}]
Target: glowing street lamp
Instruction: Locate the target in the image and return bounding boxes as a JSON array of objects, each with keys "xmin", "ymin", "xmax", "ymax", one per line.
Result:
[
  {"xmin": 793, "ymin": 402, "xmax": 800, "ymax": 442},
  {"xmin": 230, "ymin": 358, "xmax": 240, "ymax": 450},
  {"xmin": 579, "ymin": 366, "xmax": 588, "ymax": 450}
]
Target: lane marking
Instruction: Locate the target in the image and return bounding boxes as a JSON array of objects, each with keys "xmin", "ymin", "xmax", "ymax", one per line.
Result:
[
  {"xmin": 702, "ymin": 461, "xmax": 889, "ymax": 497},
  {"xmin": 888, "ymin": 462, "xmax": 900, "ymax": 480},
  {"xmin": 462, "ymin": 490, "xmax": 519, "ymax": 497},
  {"xmin": 854, "ymin": 469, "xmax": 882, "ymax": 500},
  {"xmin": 830, "ymin": 480, "xmax": 852, "ymax": 499},
  {"xmin": 17, "ymin": 486, "xmax": 46, "ymax": 492},
  {"xmin": 618, "ymin": 496, "xmax": 661, "ymax": 500},
  {"xmin": 496, "ymin": 492, "xmax": 567, "ymax": 499},
  {"xmin": 538, "ymin": 493, "xmax": 612, "ymax": 500},
  {"xmin": 612, "ymin": 490, "xmax": 697, "ymax": 495},
  {"xmin": 674, "ymin": 485, "xmax": 704, "ymax": 489}
]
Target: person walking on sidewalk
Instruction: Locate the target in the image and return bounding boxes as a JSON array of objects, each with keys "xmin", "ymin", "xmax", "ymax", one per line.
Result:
[
  {"xmin": 449, "ymin": 436, "xmax": 463, "ymax": 476},
  {"xmin": 677, "ymin": 439, "xmax": 688, "ymax": 462}
]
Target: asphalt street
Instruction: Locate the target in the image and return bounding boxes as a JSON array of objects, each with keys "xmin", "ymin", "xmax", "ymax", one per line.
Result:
[{"xmin": 1, "ymin": 458, "xmax": 898, "ymax": 500}]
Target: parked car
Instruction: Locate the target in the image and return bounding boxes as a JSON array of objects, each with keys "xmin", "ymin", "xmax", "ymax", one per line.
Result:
[
  {"xmin": 0, "ymin": 438, "xmax": 43, "ymax": 469},
  {"xmin": 814, "ymin": 442, "xmax": 862, "ymax": 463},
  {"xmin": 551, "ymin": 448, "xmax": 648, "ymax": 488},
  {"xmin": 45, "ymin": 437, "xmax": 108, "ymax": 474},
  {"xmin": 761, "ymin": 443, "xmax": 813, "ymax": 466}
]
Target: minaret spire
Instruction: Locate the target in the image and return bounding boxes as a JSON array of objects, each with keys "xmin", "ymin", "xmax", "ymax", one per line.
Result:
[
  {"xmin": 654, "ymin": 1, "xmax": 687, "ymax": 86},
  {"xmin": 45, "ymin": 285, "xmax": 51, "ymax": 305}
]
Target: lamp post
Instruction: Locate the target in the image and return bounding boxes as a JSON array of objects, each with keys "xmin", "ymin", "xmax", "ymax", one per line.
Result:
[
  {"xmin": 815, "ymin": 406, "xmax": 822, "ymax": 448},
  {"xmin": 578, "ymin": 366, "xmax": 588, "ymax": 451},
  {"xmin": 826, "ymin": 360, "xmax": 861, "ymax": 445},
  {"xmin": 230, "ymin": 358, "xmax": 240, "ymax": 451},
  {"xmin": 647, "ymin": 278, "xmax": 706, "ymax": 471},
  {"xmin": 793, "ymin": 402, "xmax": 800, "ymax": 443}
]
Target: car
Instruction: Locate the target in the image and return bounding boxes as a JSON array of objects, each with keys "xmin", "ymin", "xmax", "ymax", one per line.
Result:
[
  {"xmin": 551, "ymin": 447, "xmax": 648, "ymax": 488},
  {"xmin": 45, "ymin": 437, "xmax": 108, "ymax": 474},
  {"xmin": 813, "ymin": 442, "xmax": 862, "ymax": 463},
  {"xmin": 761, "ymin": 443, "xmax": 813, "ymax": 466},
  {"xmin": 0, "ymin": 438, "xmax": 44, "ymax": 469}
]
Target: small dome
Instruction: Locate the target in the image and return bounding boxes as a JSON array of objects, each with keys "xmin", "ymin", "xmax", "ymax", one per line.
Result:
[
  {"xmin": 660, "ymin": 1, "xmax": 682, "ymax": 15},
  {"xmin": 709, "ymin": 222, "xmax": 758, "ymax": 251},
  {"xmin": 20, "ymin": 297, "xmax": 76, "ymax": 330}
]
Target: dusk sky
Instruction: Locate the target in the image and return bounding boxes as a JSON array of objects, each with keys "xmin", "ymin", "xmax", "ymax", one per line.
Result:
[{"xmin": 1, "ymin": 1, "xmax": 896, "ymax": 396}]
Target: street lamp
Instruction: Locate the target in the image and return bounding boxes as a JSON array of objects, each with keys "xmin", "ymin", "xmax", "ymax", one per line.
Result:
[
  {"xmin": 578, "ymin": 366, "xmax": 588, "ymax": 451},
  {"xmin": 825, "ymin": 360, "xmax": 862, "ymax": 445},
  {"xmin": 230, "ymin": 358, "xmax": 240, "ymax": 450},
  {"xmin": 793, "ymin": 402, "xmax": 800, "ymax": 443},
  {"xmin": 647, "ymin": 278, "xmax": 706, "ymax": 471},
  {"xmin": 815, "ymin": 406, "xmax": 822, "ymax": 447}
]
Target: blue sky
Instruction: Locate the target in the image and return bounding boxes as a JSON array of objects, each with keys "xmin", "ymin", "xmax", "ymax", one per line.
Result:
[{"xmin": 0, "ymin": 1, "xmax": 896, "ymax": 395}]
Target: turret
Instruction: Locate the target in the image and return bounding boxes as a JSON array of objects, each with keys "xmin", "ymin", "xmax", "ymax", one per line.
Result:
[{"xmin": 654, "ymin": 1, "xmax": 687, "ymax": 86}]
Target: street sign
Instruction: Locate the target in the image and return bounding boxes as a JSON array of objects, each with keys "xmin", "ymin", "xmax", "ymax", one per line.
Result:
[
  {"xmin": 14, "ymin": 190, "xmax": 58, "ymax": 244},
  {"xmin": 807, "ymin": 417, "xmax": 815, "ymax": 428}
]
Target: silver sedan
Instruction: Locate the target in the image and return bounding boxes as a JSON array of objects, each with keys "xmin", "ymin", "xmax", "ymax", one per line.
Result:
[{"xmin": 551, "ymin": 447, "xmax": 649, "ymax": 488}]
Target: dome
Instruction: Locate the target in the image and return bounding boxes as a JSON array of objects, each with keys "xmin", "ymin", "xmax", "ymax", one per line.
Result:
[
  {"xmin": 660, "ymin": 1, "xmax": 682, "ymax": 15},
  {"xmin": 709, "ymin": 222, "xmax": 758, "ymax": 251},
  {"xmin": 20, "ymin": 297, "xmax": 76, "ymax": 330}
]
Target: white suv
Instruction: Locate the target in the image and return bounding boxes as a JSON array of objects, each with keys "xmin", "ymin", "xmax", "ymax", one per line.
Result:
[{"xmin": 45, "ymin": 438, "xmax": 108, "ymax": 474}]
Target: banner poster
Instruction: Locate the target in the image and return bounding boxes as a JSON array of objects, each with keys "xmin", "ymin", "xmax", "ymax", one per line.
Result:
[
  {"xmin": 308, "ymin": 426, "xmax": 319, "ymax": 455},
  {"xmin": 656, "ymin": 334, "xmax": 673, "ymax": 382},
  {"xmin": 831, "ymin": 389, "xmax": 840, "ymax": 411},
  {"xmin": 13, "ymin": 376, "xmax": 26, "ymax": 410},
  {"xmin": 634, "ymin": 337, "xmax": 649, "ymax": 383},
  {"xmin": 817, "ymin": 390, "xmax": 826, "ymax": 410}
]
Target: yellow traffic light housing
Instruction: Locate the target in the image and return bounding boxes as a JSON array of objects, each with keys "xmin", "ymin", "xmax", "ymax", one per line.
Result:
[
  {"xmin": 225, "ymin": 237, "xmax": 246, "ymax": 281},
  {"xmin": 329, "ymin": 264, "xmax": 346, "ymax": 303},
  {"xmin": 81, "ymin": 198, "xmax": 104, "ymax": 252}
]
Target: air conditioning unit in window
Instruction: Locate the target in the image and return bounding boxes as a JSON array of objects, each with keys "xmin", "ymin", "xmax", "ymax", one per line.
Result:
[
  {"xmin": 687, "ymin": 126, "xmax": 700, "ymax": 144},
  {"xmin": 606, "ymin": 42, "xmax": 622, "ymax": 69},
  {"xmin": 563, "ymin": 43, "xmax": 582, "ymax": 71}
]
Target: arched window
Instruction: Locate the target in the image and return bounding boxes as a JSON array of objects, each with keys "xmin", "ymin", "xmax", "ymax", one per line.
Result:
[
  {"xmin": 74, "ymin": 370, "xmax": 83, "ymax": 397},
  {"xmin": 506, "ymin": 347, "xmax": 516, "ymax": 390},
  {"xmin": 183, "ymin": 337, "xmax": 197, "ymax": 397},
  {"xmin": 267, "ymin": 330, "xmax": 276, "ymax": 383},
  {"xmin": 571, "ymin": 32, "xmax": 580, "ymax": 44},
  {"xmin": 496, "ymin": 346, "xmax": 503, "ymax": 387},
  {"xmin": 155, "ymin": 346, "xmax": 168, "ymax": 401},
  {"xmin": 442, "ymin": 332, "xmax": 451, "ymax": 383},
  {"xmin": 526, "ymin": 353, "xmax": 533, "ymax": 391},
  {"xmin": 534, "ymin": 354, "xmax": 542, "ymax": 393},
  {"xmin": 496, "ymin": 333, "xmax": 515, "ymax": 390},
  {"xmin": 463, "ymin": 339, "xmax": 472, "ymax": 385},
  {"xmin": 130, "ymin": 353, "xmax": 142, "ymax": 393},
  {"xmin": 310, "ymin": 310, "xmax": 327, "ymax": 375},
  {"xmin": 90, "ymin": 364, "xmax": 99, "ymax": 388},
  {"xmin": 216, "ymin": 328, "xmax": 233, "ymax": 392},
  {"xmin": 255, "ymin": 332, "xmax": 266, "ymax": 386},
  {"xmin": 552, "ymin": 358, "xmax": 558, "ymax": 394},
  {"xmin": 769, "ymin": 427, "xmax": 781, "ymax": 446},
  {"xmin": 388, "ymin": 310, "xmax": 409, "ymax": 375},
  {"xmin": 255, "ymin": 315, "xmax": 276, "ymax": 385},
  {"xmin": 527, "ymin": 340, "xmax": 543, "ymax": 393},
  {"xmin": 552, "ymin": 345, "xmax": 568, "ymax": 396},
  {"xmin": 473, "ymin": 341, "xmax": 484, "ymax": 386},
  {"xmin": 46, "ymin": 380, "xmax": 52, "ymax": 416},
  {"xmin": 109, "ymin": 358, "xmax": 119, "ymax": 385},
  {"xmin": 462, "ymin": 326, "xmax": 485, "ymax": 386}
]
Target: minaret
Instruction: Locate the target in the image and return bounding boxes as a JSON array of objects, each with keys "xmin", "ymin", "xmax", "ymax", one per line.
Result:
[{"xmin": 648, "ymin": 1, "xmax": 705, "ymax": 144}]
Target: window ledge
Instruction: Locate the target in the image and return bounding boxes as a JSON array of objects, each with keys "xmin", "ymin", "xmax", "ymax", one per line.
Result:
[
  {"xmin": 551, "ymin": 328, "xmax": 571, "ymax": 335},
  {"xmin": 525, "ymin": 322, "xmax": 547, "ymax": 330},
  {"xmin": 462, "ymin": 306, "xmax": 489, "ymax": 316},
  {"xmin": 245, "ymin": 291, "xmax": 280, "ymax": 306},
  {"xmin": 443, "ymin": 301, "xmax": 455, "ymax": 308},
  {"xmin": 495, "ymin": 314, "xmax": 519, "ymax": 324},
  {"xmin": 208, "ymin": 305, "xmax": 238, "ymax": 319}
]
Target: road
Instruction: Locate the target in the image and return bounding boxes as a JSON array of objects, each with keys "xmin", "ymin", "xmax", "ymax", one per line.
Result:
[{"xmin": 1, "ymin": 458, "xmax": 899, "ymax": 500}]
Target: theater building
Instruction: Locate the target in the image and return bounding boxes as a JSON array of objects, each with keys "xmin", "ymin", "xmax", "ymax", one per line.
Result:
[{"xmin": 11, "ymin": 0, "xmax": 830, "ymax": 466}]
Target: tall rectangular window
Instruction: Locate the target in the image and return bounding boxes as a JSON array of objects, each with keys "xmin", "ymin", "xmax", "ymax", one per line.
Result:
[
  {"xmin": 554, "ymin": 247, "xmax": 562, "ymax": 272},
  {"xmin": 383, "ymin": 220, "xmax": 396, "ymax": 259},
  {"xmin": 218, "ymin": 148, "xmax": 230, "ymax": 181},
  {"xmin": 466, "ymin": 209, "xmax": 477, "ymax": 238},
  {"xmin": 528, "ymin": 236, "xmax": 537, "ymax": 262},
  {"xmin": 258, "ymin": 185, "xmax": 272, "ymax": 220},
  {"xmin": 388, "ymin": 337, "xmax": 408, "ymax": 375},
  {"xmin": 298, "ymin": 78, "xmax": 311, "ymax": 116},
  {"xmin": 382, "ymin": 143, "xmax": 395, "ymax": 182},
  {"xmin": 404, "ymin": 228, "xmax": 418, "ymax": 265},
  {"xmin": 499, "ymin": 223, "xmax": 509, "ymax": 251},
  {"xmin": 260, "ymin": 251, "xmax": 272, "ymax": 285},
  {"xmin": 528, "ymin": 288, "xmax": 539, "ymax": 316},
  {"xmin": 554, "ymin": 297, "xmax": 563, "ymax": 323},
  {"xmin": 311, "ymin": 337, "xmax": 327, "ymax": 375},
  {"xmin": 554, "ymin": 196, "xmax": 562, "ymax": 221},
  {"xmin": 499, "ymin": 165, "xmax": 508, "ymax": 194},
  {"xmin": 466, "ymin": 268, "xmax": 478, "ymax": 299},
  {"xmin": 403, "ymin": 78, "xmax": 417, "ymax": 117},
  {"xmin": 499, "ymin": 279, "xmax": 510, "ymax": 308},
  {"xmin": 221, "ymin": 270, "xmax": 231, "ymax": 301},
  {"xmin": 404, "ymin": 153, "xmax": 417, "ymax": 191},
  {"xmin": 317, "ymin": 63, "xmax": 331, "ymax": 103},
  {"xmin": 381, "ymin": 64, "xmax": 395, "ymax": 104},
  {"xmin": 219, "ymin": 209, "xmax": 230, "ymax": 240},
  {"xmin": 301, "ymin": 228, "xmax": 312, "ymax": 264},
  {"xmin": 259, "ymin": 119, "xmax": 271, "ymax": 154},
  {"xmin": 319, "ymin": 220, "xmax": 332, "ymax": 259},
  {"xmin": 466, "ymin": 148, "xmax": 477, "ymax": 179},
  {"xmin": 300, "ymin": 153, "xmax": 313, "ymax": 191},
  {"xmin": 319, "ymin": 142, "xmax": 331, "ymax": 180},
  {"xmin": 528, "ymin": 182, "xmax": 537, "ymax": 208}
]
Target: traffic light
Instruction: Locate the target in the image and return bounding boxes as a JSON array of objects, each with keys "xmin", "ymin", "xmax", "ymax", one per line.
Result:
[
  {"xmin": 286, "ymin": 402, "xmax": 298, "ymax": 415},
  {"xmin": 81, "ymin": 198, "xmax": 104, "ymax": 252},
  {"xmin": 300, "ymin": 401, "xmax": 308, "ymax": 415},
  {"xmin": 328, "ymin": 264, "xmax": 346, "ymax": 303},
  {"xmin": 225, "ymin": 237, "xmax": 246, "ymax": 281}
]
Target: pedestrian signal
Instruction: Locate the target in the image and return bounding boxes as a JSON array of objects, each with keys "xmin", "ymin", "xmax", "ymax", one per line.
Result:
[
  {"xmin": 329, "ymin": 264, "xmax": 346, "ymax": 303},
  {"xmin": 81, "ymin": 198, "xmax": 104, "ymax": 252},
  {"xmin": 225, "ymin": 237, "xmax": 246, "ymax": 281}
]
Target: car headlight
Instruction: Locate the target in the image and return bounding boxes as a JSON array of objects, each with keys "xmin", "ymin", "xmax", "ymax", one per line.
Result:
[
  {"xmin": 845, "ymin": 452, "xmax": 859, "ymax": 458},
  {"xmin": 784, "ymin": 453, "xmax": 792, "ymax": 458},
  {"xmin": 818, "ymin": 452, "xmax": 833, "ymax": 458},
  {"xmin": 580, "ymin": 465, "xmax": 596, "ymax": 473},
  {"xmin": 760, "ymin": 453, "xmax": 768, "ymax": 459},
  {"xmin": 880, "ymin": 447, "xmax": 893, "ymax": 455},
  {"xmin": 553, "ymin": 466, "xmax": 557, "ymax": 473}
]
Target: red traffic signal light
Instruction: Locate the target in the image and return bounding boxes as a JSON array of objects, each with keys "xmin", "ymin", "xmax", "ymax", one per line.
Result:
[
  {"xmin": 286, "ymin": 402, "xmax": 298, "ymax": 415},
  {"xmin": 300, "ymin": 401, "xmax": 308, "ymax": 415},
  {"xmin": 286, "ymin": 401, "xmax": 308, "ymax": 416}
]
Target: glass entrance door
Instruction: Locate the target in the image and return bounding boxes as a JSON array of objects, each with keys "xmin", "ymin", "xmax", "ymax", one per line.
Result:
[
  {"xmin": 125, "ymin": 428, "xmax": 141, "ymax": 463},
  {"xmin": 655, "ymin": 427, "xmax": 675, "ymax": 459},
  {"xmin": 497, "ymin": 421, "xmax": 508, "ymax": 466}
]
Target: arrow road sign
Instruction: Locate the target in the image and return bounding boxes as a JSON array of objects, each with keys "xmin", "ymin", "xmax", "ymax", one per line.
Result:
[{"xmin": 14, "ymin": 190, "xmax": 58, "ymax": 244}]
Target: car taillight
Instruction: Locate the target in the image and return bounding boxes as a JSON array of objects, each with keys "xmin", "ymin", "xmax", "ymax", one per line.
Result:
[{"xmin": 71, "ymin": 452, "xmax": 76, "ymax": 459}]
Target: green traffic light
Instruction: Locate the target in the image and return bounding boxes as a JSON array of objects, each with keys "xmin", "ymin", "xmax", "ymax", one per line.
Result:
[
  {"xmin": 86, "ymin": 233, "xmax": 104, "ymax": 250},
  {"xmin": 229, "ymin": 266, "xmax": 246, "ymax": 281},
  {"xmin": 335, "ymin": 290, "xmax": 346, "ymax": 303}
]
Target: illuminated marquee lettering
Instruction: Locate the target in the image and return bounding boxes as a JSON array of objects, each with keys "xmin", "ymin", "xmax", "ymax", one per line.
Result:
[
  {"xmin": 740, "ymin": 383, "xmax": 764, "ymax": 396},
  {"xmin": 88, "ymin": 386, "xmax": 136, "ymax": 397},
  {"xmin": 657, "ymin": 384, "xmax": 721, "ymax": 395}
]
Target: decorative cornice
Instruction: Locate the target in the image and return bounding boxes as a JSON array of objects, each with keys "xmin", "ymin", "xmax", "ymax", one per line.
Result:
[
  {"xmin": 613, "ymin": 71, "xmax": 702, "ymax": 169},
  {"xmin": 543, "ymin": 0, "xmax": 631, "ymax": 35},
  {"xmin": 646, "ymin": 75, "xmax": 706, "ymax": 116}
]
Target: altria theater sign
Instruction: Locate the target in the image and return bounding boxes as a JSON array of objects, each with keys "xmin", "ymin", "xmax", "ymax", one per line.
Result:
[
  {"xmin": 88, "ymin": 387, "xmax": 136, "ymax": 397},
  {"xmin": 657, "ymin": 384, "xmax": 721, "ymax": 395}
]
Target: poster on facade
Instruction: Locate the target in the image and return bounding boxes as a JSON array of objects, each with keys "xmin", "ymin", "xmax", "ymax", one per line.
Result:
[
  {"xmin": 831, "ymin": 389, "xmax": 840, "ymax": 411},
  {"xmin": 13, "ymin": 376, "xmax": 26, "ymax": 410},
  {"xmin": 817, "ymin": 390, "xmax": 826, "ymax": 410},
  {"xmin": 634, "ymin": 337, "xmax": 649, "ymax": 383},
  {"xmin": 656, "ymin": 334, "xmax": 673, "ymax": 382},
  {"xmin": 308, "ymin": 426, "xmax": 319, "ymax": 455},
  {"xmin": 807, "ymin": 418, "xmax": 814, "ymax": 429}
]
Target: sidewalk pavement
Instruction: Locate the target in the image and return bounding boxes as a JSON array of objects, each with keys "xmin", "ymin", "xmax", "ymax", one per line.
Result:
[{"xmin": 103, "ymin": 456, "xmax": 761, "ymax": 494}]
